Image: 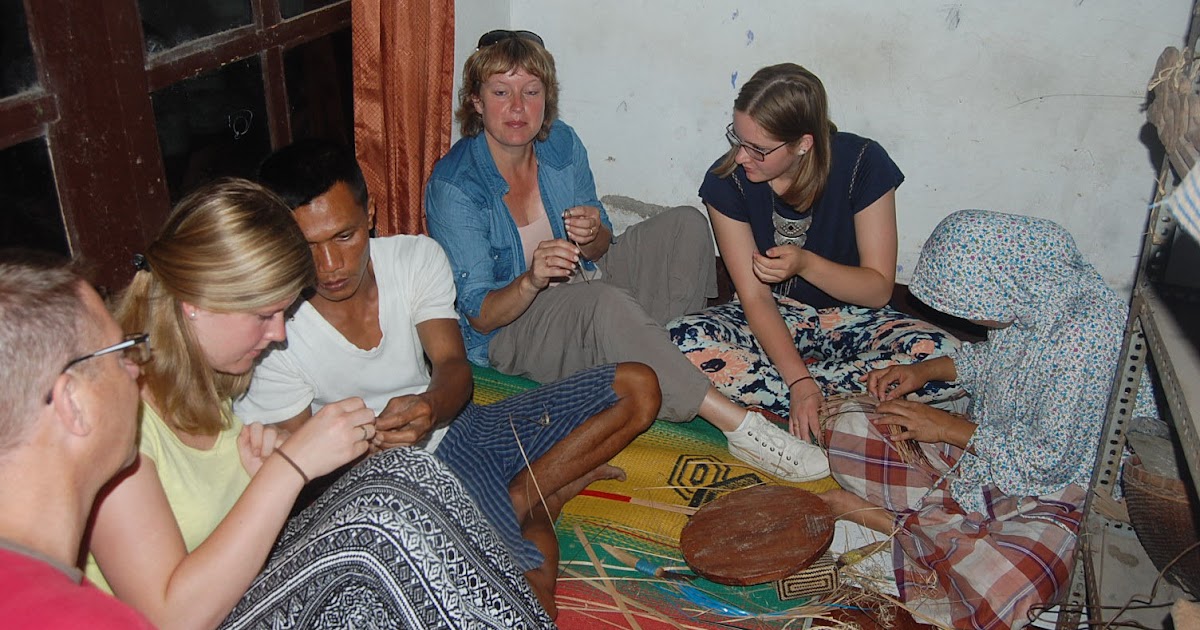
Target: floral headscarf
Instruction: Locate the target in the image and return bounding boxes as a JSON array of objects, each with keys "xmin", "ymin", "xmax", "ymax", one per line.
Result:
[{"xmin": 909, "ymin": 210, "xmax": 1125, "ymax": 512}]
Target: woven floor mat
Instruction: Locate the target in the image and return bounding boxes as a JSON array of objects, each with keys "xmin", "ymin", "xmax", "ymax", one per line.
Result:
[{"xmin": 472, "ymin": 367, "xmax": 851, "ymax": 628}]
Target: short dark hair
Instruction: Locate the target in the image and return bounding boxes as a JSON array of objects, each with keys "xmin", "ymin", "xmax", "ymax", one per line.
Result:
[{"xmin": 256, "ymin": 139, "xmax": 368, "ymax": 212}]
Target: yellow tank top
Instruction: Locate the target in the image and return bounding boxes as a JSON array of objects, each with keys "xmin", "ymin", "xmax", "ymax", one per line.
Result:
[{"xmin": 85, "ymin": 401, "xmax": 250, "ymax": 592}]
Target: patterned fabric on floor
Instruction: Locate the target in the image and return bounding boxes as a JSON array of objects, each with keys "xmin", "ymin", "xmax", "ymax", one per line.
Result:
[
  {"xmin": 472, "ymin": 367, "xmax": 846, "ymax": 629},
  {"xmin": 223, "ymin": 446, "xmax": 553, "ymax": 629}
]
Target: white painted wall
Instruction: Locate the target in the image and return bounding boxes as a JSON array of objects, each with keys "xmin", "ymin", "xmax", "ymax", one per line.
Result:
[{"xmin": 453, "ymin": 1, "xmax": 1192, "ymax": 291}]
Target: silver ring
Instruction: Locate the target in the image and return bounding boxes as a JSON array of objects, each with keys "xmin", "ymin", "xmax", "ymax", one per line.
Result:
[{"xmin": 360, "ymin": 425, "xmax": 369, "ymax": 441}]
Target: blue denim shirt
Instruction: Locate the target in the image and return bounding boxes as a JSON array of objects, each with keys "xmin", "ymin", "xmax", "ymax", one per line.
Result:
[{"xmin": 425, "ymin": 119, "xmax": 612, "ymax": 366}]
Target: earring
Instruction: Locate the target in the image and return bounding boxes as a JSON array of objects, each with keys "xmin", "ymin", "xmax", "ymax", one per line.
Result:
[
  {"xmin": 188, "ymin": 311, "xmax": 197, "ymax": 320},
  {"xmin": 798, "ymin": 149, "xmax": 808, "ymax": 156}
]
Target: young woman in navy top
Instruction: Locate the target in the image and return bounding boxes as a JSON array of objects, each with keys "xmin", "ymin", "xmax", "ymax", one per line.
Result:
[{"xmin": 671, "ymin": 63, "xmax": 961, "ymax": 442}]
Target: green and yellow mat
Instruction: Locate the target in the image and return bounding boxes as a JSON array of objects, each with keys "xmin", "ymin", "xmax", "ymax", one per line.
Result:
[{"xmin": 472, "ymin": 366, "xmax": 844, "ymax": 628}]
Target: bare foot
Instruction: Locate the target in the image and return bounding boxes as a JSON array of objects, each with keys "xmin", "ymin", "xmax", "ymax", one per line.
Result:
[
  {"xmin": 518, "ymin": 464, "xmax": 627, "ymax": 619},
  {"xmin": 547, "ymin": 463, "xmax": 624, "ymax": 508},
  {"xmin": 586, "ymin": 463, "xmax": 626, "ymax": 484},
  {"xmin": 524, "ymin": 565, "xmax": 558, "ymax": 619},
  {"xmin": 819, "ymin": 489, "xmax": 893, "ymax": 533}
]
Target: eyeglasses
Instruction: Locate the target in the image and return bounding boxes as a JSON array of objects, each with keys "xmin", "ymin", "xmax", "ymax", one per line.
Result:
[
  {"xmin": 477, "ymin": 29, "xmax": 544, "ymax": 50},
  {"xmin": 45, "ymin": 333, "xmax": 151, "ymax": 403},
  {"xmin": 62, "ymin": 333, "xmax": 151, "ymax": 372},
  {"xmin": 725, "ymin": 123, "xmax": 788, "ymax": 162}
]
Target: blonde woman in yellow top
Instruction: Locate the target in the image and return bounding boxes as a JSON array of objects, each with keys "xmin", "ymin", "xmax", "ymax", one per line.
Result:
[{"xmin": 85, "ymin": 178, "xmax": 553, "ymax": 629}]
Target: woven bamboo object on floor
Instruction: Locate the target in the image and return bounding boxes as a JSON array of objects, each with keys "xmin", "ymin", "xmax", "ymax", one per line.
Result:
[{"xmin": 1123, "ymin": 452, "xmax": 1200, "ymax": 596}]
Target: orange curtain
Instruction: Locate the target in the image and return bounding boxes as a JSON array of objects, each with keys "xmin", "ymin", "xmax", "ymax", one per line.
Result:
[{"xmin": 352, "ymin": 0, "xmax": 455, "ymax": 236}]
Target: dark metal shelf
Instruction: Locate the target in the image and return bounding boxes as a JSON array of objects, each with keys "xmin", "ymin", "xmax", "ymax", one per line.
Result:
[{"xmin": 1137, "ymin": 283, "xmax": 1200, "ymax": 482}]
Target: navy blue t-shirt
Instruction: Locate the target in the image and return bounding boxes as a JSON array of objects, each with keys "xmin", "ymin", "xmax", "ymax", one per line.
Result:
[{"xmin": 699, "ymin": 131, "xmax": 903, "ymax": 309}]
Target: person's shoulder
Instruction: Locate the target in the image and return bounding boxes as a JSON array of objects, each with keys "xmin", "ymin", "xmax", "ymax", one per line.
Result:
[
  {"xmin": 137, "ymin": 402, "xmax": 171, "ymax": 449},
  {"xmin": 537, "ymin": 119, "xmax": 585, "ymax": 166},
  {"xmin": 372, "ymin": 234, "xmax": 444, "ymax": 260},
  {"xmin": 700, "ymin": 155, "xmax": 746, "ymax": 197},
  {"xmin": 830, "ymin": 130, "xmax": 902, "ymax": 189},
  {"xmin": 701, "ymin": 154, "xmax": 735, "ymax": 182},
  {"xmin": 832, "ymin": 130, "xmax": 873, "ymax": 154},
  {"xmin": 1052, "ymin": 290, "xmax": 1125, "ymax": 344},
  {"xmin": 0, "ymin": 551, "xmax": 154, "ymax": 629},
  {"xmin": 430, "ymin": 133, "xmax": 486, "ymax": 181},
  {"xmin": 372, "ymin": 235, "xmax": 452, "ymax": 285},
  {"xmin": 550, "ymin": 118, "xmax": 580, "ymax": 140}
]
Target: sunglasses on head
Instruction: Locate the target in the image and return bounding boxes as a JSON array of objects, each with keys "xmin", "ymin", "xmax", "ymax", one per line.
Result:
[{"xmin": 477, "ymin": 29, "xmax": 544, "ymax": 50}]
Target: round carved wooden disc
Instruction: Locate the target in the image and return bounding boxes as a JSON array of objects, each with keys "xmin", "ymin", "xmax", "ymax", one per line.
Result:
[{"xmin": 679, "ymin": 485, "xmax": 834, "ymax": 586}]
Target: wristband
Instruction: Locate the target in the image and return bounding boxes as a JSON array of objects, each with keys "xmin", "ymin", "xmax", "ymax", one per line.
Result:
[
  {"xmin": 787, "ymin": 375, "xmax": 815, "ymax": 390},
  {"xmin": 275, "ymin": 448, "xmax": 309, "ymax": 485}
]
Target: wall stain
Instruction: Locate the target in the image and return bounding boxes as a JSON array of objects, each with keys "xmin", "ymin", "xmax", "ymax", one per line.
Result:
[
  {"xmin": 1008, "ymin": 93, "xmax": 1142, "ymax": 109},
  {"xmin": 731, "ymin": 71, "xmax": 739, "ymax": 89},
  {"xmin": 943, "ymin": 4, "xmax": 961, "ymax": 30},
  {"xmin": 746, "ymin": 29, "xmax": 755, "ymax": 46},
  {"xmin": 616, "ymin": 100, "xmax": 628, "ymax": 113}
]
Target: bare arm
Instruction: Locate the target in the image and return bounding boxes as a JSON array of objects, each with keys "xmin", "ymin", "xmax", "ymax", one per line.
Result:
[
  {"xmin": 709, "ymin": 206, "xmax": 810, "ymax": 387},
  {"xmin": 864, "ymin": 355, "xmax": 958, "ymax": 401},
  {"xmin": 467, "ymin": 239, "xmax": 579, "ymax": 334},
  {"xmin": 467, "ymin": 270, "xmax": 541, "ymax": 335},
  {"xmin": 373, "ymin": 319, "xmax": 473, "ymax": 448},
  {"xmin": 416, "ymin": 318, "xmax": 474, "ymax": 421},
  {"xmin": 89, "ymin": 453, "xmax": 304, "ymax": 630},
  {"xmin": 709, "ymin": 205, "xmax": 825, "ymax": 440},
  {"xmin": 89, "ymin": 400, "xmax": 375, "ymax": 629},
  {"xmin": 875, "ymin": 399, "xmax": 977, "ymax": 452}
]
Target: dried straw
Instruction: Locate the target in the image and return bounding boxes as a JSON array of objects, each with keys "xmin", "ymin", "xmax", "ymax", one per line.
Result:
[{"xmin": 820, "ymin": 393, "xmax": 933, "ymax": 470}]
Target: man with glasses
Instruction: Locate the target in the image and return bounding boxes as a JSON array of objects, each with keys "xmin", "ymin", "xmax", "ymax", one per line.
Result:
[{"xmin": 0, "ymin": 250, "xmax": 154, "ymax": 628}]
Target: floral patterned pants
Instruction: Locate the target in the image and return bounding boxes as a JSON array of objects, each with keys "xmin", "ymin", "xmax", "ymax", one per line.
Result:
[{"xmin": 668, "ymin": 297, "xmax": 965, "ymax": 419}]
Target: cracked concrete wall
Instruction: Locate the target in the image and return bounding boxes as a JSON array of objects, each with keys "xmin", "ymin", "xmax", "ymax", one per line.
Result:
[{"xmin": 454, "ymin": 1, "xmax": 1192, "ymax": 292}]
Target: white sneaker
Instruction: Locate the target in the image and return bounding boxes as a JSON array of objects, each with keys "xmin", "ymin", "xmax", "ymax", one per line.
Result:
[{"xmin": 722, "ymin": 411, "xmax": 830, "ymax": 482}]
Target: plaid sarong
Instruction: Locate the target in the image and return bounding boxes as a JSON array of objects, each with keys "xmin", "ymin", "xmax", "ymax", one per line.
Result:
[{"xmin": 824, "ymin": 401, "xmax": 1083, "ymax": 629}]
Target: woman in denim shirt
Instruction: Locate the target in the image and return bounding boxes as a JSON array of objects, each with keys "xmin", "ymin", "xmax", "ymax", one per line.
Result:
[{"xmin": 425, "ymin": 30, "xmax": 828, "ymax": 482}]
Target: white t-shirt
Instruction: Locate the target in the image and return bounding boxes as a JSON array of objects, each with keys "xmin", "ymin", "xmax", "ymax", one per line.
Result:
[{"xmin": 234, "ymin": 235, "xmax": 460, "ymax": 451}]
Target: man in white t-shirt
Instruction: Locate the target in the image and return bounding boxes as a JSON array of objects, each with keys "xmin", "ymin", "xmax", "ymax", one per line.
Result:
[{"xmin": 235, "ymin": 140, "xmax": 659, "ymax": 617}]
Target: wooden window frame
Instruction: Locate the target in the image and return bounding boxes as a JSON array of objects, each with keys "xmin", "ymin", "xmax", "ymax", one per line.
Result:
[{"xmin": 0, "ymin": 0, "xmax": 349, "ymax": 290}]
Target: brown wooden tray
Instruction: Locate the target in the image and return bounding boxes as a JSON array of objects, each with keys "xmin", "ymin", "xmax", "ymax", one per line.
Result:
[{"xmin": 680, "ymin": 485, "xmax": 834, "ymax": 586}]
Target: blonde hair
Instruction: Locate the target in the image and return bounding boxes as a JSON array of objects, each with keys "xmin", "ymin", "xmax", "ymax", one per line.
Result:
[
  {"xmin": 115, "ymin": 178, "xmax": 315, "ymax": 435},
  {"xmin": 714, "ymin": 63, "xmax": 837, "ymax": 209},
  {"xmin": 456, "ymin": 37, "xmax": 559, "ymax": 141}
]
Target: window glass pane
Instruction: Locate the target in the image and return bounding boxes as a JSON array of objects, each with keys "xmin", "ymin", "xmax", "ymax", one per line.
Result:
[
  {"xmin": 139, "ymin": 0, "xmax": 253, "ymax": 54},
  {"xmin": 285, "ymin": 28, "xmax": 353, "ymax": 145},
  {"xmin": 1, "ymin": 0, "xmax": 38, "ymax": 97},
  {"xmin": 281, "ymin": 0, "xmax": 342, "ymax": 20},
  {"xmin": 152, "ymin": 56, "xmax": 271, "ymax": 201},
  {"xmin": 0, "ymin": 137, "xmax": 68, "ymax": 255}
]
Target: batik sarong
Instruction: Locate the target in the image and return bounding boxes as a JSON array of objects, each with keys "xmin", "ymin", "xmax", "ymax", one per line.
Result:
[{"xmin": 221, "ymin": 447, "xmax": 553, "ymax": 630}]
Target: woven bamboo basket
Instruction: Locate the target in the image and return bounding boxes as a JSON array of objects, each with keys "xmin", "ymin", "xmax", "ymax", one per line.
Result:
[{"xmin": 1123, "ymin": 454, "xmax": 1200, "ymax": 596}]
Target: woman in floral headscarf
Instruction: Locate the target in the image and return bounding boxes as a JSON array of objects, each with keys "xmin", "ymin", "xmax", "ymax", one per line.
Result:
[{"xmin": 819, "ymin": 209, "xmax": 1126, "ymax": 629}]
